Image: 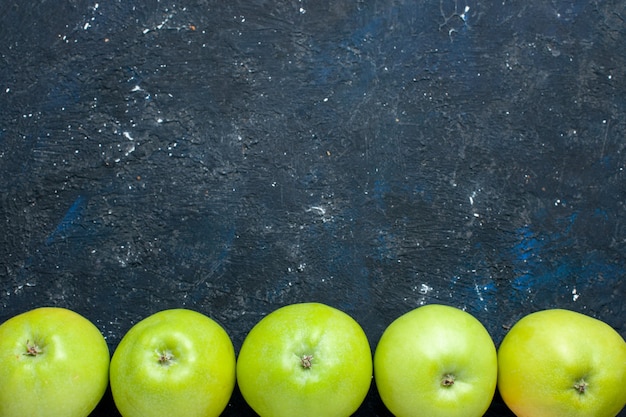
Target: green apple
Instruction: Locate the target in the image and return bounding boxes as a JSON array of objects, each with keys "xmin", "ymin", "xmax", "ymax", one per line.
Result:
[
  {"xmin": 0, "ymin": 307, "xmax": 110, "ymax": 417},
  {"xmin": 110, "ymin": 309, "xmax": 236, "ymax": 417},
  {"xmin": 236, "ymin": 302, "xmax": 373, "ymax": 417},
  {"xmin": 374, "ymin": 304, "xmax": 498, "ymax": 417},
  {"xmin": 498, "ymin": 309, "xmax": 626, "ymax": 417}
]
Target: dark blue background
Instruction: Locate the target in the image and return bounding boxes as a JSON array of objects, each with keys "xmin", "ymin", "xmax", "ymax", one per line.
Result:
[{"xmin": 1, "ymin": 0, "xmax": 624, "ymax": 415}]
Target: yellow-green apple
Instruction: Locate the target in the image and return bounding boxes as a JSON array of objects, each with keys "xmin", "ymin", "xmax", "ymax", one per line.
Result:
[
  {"xmin": 498, "ymin": 309, "xmax": 626, "ymax": 417},
  {"xmin": 374, "ymin": 304, "xmax": 498, "ymax": 417},
  {"xmin": 236, "ymin": 302, "xmax": 372, "ymax": 417},
  {"xmin": 0, "ymin": 307, "xmax": 110, "ymax": 417},
  {"xmin": 109, "ymin": 309, "xmax": 236, "ymax": 417}
]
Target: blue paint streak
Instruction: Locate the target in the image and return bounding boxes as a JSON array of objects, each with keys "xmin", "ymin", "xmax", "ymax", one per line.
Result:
[
  {"xmin": 372, "ymin": 179, "xmax": 390, "ymax": 210},
  {"xmin": 511, "ymin": 225, "xmax": 547, "ymax": 291},
  {"xmin": 600, "ymin": 155, "xmax": 614, "ymax": 169},
  {"xmin": 46, "ymin": 195, "xmax": 86, "ymax": 244},
  {"xmin": 592, "ymin": 208, "xmax": 609, "ymax": 221},
  {"xmin": 512, "ymin": 227, "xmax": 543, "ymax": 263},
  {"xmin": 349, "ymin": 17, "xmax": 384, "ymax": 47},
  {"xmin": 509, "ymin": 215, "xmax": 624, "ymax": 302},
  {"xmin": 448, "ymin": 271, "xmax": 498, "ymax": 314}
]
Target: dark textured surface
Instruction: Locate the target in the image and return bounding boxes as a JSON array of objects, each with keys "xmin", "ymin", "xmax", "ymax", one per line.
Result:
[{"xmin": 1, "ymin": 0, "xmax": 625, "ymax": 415}]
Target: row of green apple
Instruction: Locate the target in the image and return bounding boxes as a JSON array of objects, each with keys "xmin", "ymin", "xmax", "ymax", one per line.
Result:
[{"xmin": 0, "ymin": 303, "xmax": 624, "ymax": 417}]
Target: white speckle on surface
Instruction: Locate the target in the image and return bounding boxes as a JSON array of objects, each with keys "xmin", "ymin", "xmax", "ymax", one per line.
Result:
[
  {"xmin": 460, "ymin": 5, "xmax": 470, "ymax": 21},
  {"xmin": 572, "ymin": 288, "xmax": 580, "ymax": 301},
  {"xmin": 418, "ymin": 283, "xmax": 432, "ymax": 294},
  {"xmin": 474, "ymin": 282, "xmax": 486, "ymax": 304},
  {"xmin": 124, "ymin": 144, "xmax": 135, "ymax": 156},
  {"xmin": 307, "ymin": 206, "xmax": 326, "ymax": 216},
  {"xmin": 306, "ymin": 204, "xmax": 334, "ymax": 223}
]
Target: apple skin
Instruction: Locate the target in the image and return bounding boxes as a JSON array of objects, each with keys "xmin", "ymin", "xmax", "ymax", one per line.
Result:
[
  {"xmin": 497, "ymin": 309, "xmax": 626, "ymax": 417},
  {"xmin": 374, "ymin": 304, "xmax": 498, "ymax": 417},
  {"xmin": 0, "ymin": 307, "xmax": 110, "ymax": 417},
  {"xmin": 109, "ymin": 309, "xmax": 236, "ymax": 417},
  {"xmin": 236, "ymin": 302, "xmax": 373, "ymax": 417}
]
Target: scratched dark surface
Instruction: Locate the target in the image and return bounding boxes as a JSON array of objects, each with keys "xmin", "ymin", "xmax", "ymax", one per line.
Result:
[{"xmin": 1, "ymin": 0, "xmax": 625, "ymax": 416}]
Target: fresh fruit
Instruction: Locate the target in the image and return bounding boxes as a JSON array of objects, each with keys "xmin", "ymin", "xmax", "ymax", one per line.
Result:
[
  {"xmin": 110, "ymin": 309, "xmax": 236, "ymax": 417},
  {"xmin": 374, "ymin": 304, "xmax": 498, "ymax": 417},
  {"xmin": 0, "ymin": 307, "xmax": 110, "ymax": 417},
  {"xmin": 236, "ymin": 302, "xmax": 372, "ymax": 417},
  {"xmin": 498, "ymin": 309, "xmax": 626, "ymax": 417}
]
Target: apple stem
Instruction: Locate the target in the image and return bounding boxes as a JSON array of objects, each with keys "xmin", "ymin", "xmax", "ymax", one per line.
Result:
[
  {"xmin": 574, "ymin": 379, "xmax": 588, "ymax": 394},
  {"xmin": 157, "ymin": 350, "xmax": 175, "ymax": 366},
  {"xmin": 441, "ymin": 374, "xmax": 455, "ymax": 387},
  {"xmin": 301, "ymin": 354, "xmax": 314, "ymax": 369},
  {"xmin": 24, "ymin": 340, "xmax": 42, "ymax": 356}
]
